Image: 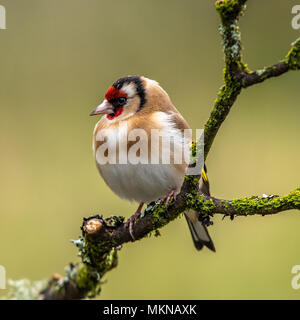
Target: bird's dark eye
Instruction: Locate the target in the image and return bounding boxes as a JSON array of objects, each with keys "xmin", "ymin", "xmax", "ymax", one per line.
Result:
[
  {"xmin": 111, "ymin": 97, "xmax": 127, "ymax": 109},
  {"xmin": 118, "ymin": 97, "xmax": 127, "ymax": 105}
]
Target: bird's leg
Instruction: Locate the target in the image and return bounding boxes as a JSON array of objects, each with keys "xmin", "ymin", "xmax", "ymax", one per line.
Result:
[
  {"xmin": 125, "ymin": 202, "xmax": 144, "ymax": 241},
  {"xmin": 162, "ymin": 189, "xmax": 177, "ymax": 207}
]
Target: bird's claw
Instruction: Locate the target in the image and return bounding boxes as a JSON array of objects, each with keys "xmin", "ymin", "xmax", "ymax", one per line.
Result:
[
  {"xmin": 162, "ymin": 189, "xmax": 177, "ymax": 208},
  {"xmin": 125, "ymin": 203, "xmax": 144, "ymax": 241},
  {"xmin": 125, "ymin": 215, "xmax": 139, "ymax": 241}
]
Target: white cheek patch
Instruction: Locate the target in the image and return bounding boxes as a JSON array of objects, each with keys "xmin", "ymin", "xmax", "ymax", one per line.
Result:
[{"xmin": 121, "ymin": 83, "xmax": 136, "ymax": 98}]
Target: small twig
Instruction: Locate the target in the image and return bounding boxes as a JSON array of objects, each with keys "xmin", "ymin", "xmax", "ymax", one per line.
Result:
[{"xmin": 241, "ymin": 38, "xmax": 300, "ymax": 87}]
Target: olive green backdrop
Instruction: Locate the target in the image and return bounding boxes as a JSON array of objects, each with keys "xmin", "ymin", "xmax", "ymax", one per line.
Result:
[{"xmin": 0, "ymin": 0, "xmax": 299, "ymax": 299}]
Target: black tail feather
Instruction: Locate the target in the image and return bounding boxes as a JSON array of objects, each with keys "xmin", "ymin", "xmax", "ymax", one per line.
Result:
[{"xmin": 185, "ymin": 214, "xmax": 215, "ymax": 252}]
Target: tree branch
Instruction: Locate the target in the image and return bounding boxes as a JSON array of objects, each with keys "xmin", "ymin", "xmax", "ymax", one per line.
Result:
[
  {"xmin": 204, "ymin": 0, "xmax": 247, "ymax": 158},
  {"xmin": 241, "ymin": 38, "xmax": 300, "ymax": 87},
  {"xmin": 37, "ymin": 185, "xmax": 300, "ymax": 300},
  {"xmin": 204, "ymin": 1, "xmax": 300, "ymax": 159},
  {"xmin": 5, "ymin": 0, "xmax": 300, "ymax": 300},
  {"xmin": 77, "ymin": 188, "xmax": 300, "ymax": 246}
]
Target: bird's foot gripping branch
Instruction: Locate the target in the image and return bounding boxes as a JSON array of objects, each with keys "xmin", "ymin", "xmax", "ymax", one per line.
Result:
[{"xmin": 3, "ymin": 0, "xmax": 300, "ymax": 300}]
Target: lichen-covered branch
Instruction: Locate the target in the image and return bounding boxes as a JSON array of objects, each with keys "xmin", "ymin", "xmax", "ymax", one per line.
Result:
[
  {"xmin": 78, "ymin": 188, "xmax": 300, "ymax": 246},
  {"xmin": 4, "ymin": 0, "xmax": 300, "ymax": 300},
  {"xmin": 39, "ymin": 246, "xmax": 118, "ymax": 300},
  {"xmin": 204, "ymin": 0, "xmax": 247, "ymax": 158},
  {"xmin": 36, "ymin": 187, "xmax": 300, "ymax": 300},
  {"xmin": 241, "ymin": 38, "xmax": 300, "ymax": 87},
  {"xmin": 206, "ymin": 188, "xmax": 300, "ymax": 217},
  {"xmin": 204, "ymin": 1, "xmax": 300, "ymax": 159}
]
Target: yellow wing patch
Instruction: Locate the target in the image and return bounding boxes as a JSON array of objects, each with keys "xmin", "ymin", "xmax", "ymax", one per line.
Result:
[{"xmin": 201, "ymin": 168, "xmax": 208, "ymax": 182}]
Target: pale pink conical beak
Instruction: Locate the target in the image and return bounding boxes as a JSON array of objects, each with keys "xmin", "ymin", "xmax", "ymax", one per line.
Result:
[{"xmin": 90, "ymin": 100, "xmax": 114, "ymax": 116}]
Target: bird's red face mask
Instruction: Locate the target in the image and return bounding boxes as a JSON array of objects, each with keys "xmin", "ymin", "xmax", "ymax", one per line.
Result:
[{"xmin": 90, "ymin": 86, "xmax": 128, "ymax": 120}]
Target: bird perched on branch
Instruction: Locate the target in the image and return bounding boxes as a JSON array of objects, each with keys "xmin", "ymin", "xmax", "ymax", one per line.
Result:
[{"xmin": 90, "ymin": 75, "xmax": 215, "ymax": 251}]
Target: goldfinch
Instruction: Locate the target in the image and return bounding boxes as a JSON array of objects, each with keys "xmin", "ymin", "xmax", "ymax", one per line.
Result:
[{"xmin": 90, "ymin": 76, "xmax": 215, "ymax": 251}]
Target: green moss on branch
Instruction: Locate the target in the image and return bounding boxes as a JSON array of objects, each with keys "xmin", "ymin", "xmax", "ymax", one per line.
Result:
[
  {"xmin": 286, "ymin": 37, "xmax": 300, "ymax": 70},
  {"xmin": 216, "ymin": 0, "xmax": 247, "ymax": 23},
  {"xmin": 216, "ymin": 189, "xmax": 300, "ymax": 216}
]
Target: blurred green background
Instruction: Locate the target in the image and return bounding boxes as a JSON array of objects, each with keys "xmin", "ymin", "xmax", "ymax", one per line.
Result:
[{"xmin": 0, "ymin": 0, "xmax": 299, "ymax": 299}]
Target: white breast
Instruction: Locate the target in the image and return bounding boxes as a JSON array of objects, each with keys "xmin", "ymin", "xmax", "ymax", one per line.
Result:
[
  {"xmin": 93, "ymin": 112, "xmax": 189, "ymax": 204},
  {"xmin": 98, "ymin": 163, "xmax": 184, "ymax": 203}
]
